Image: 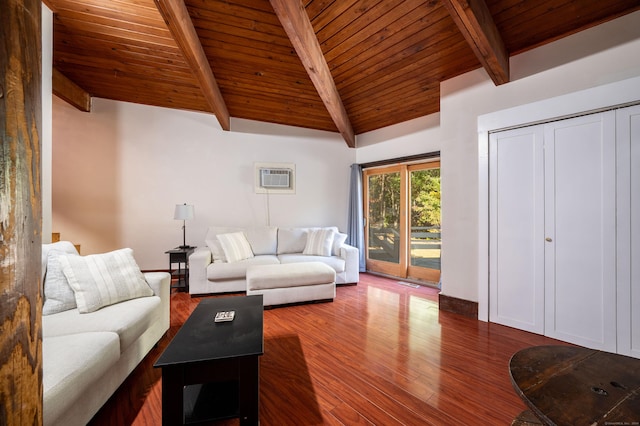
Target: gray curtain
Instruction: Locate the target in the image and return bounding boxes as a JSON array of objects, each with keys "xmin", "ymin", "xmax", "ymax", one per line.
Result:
[{"xmin": 347, "ymin": 163, "xmax": 366, "ymax": 272}]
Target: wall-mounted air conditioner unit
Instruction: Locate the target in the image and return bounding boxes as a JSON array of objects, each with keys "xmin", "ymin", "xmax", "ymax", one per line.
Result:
[
  {"xmin": 260, "ymin": 168, "xmax": 291, "ymax": 189},
  {"xmin": 254, "ymin": 162, "xmax": 295, "ymax": 194}
]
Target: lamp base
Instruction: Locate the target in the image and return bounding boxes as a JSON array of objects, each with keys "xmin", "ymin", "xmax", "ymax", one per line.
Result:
[{"xmin": 178, "ymin": 245, "xmax": 191, "ymax": 249}]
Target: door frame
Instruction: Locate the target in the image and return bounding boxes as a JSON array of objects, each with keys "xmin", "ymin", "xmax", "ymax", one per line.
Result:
[{"xmin": 363, "ymin": 161, "xmax": 441, "ymax": 282}]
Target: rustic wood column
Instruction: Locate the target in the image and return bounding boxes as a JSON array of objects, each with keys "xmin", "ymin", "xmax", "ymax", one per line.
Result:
[{"xmin": 1, "ymin": 0, "xmax": 44, "ymax": 424}]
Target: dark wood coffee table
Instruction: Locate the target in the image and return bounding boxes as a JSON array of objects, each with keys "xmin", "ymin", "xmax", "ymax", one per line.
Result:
[
  {"xmin": 154, "ymin": 295, "xmax": 264, "ymax": 425},
  {"xmin": 509, "ymin": 345, "xmax": 640, "ymax": 425}
]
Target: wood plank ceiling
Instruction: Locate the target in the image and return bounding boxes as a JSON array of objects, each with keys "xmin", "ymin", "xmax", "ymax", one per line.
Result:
[{"xmin": 47, "ymin": 0, "xmax": 640, "ymax": 146}]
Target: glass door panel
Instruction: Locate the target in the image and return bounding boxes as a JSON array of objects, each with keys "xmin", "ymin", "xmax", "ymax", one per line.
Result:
[
  {"xmin": 364, "ymin": 166, "xmax": 406, "ymax": 277},
  {"xmin": 408, "ymin": 164, "xmax": 441, "ymax": 282},
  {"xmin": 368, "ymin": 171, "xmax": 401, "ymax": 263}
]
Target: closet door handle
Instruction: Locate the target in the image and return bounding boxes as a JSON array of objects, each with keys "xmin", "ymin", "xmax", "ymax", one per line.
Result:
[{"xmin": 545, "ymin": 237, "xmax": 553, "ymax": 242}]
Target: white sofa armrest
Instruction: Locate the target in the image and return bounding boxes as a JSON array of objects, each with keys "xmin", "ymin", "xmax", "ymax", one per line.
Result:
[
  {"xmin": 189, "ymin": 247, "xmax": 212, "ymax": 292},
  {"xmin": 190, "ymin": 246, "xmax": 212, "ymax": 265},
  {"xmin": 143, "ymin": 271, "xmax": 171, "ymax": 332},
  {"xmin": 339, "ymin": 244, "xmax": 360, "ymax": 283},
  {"xmin": 144, "ymin": 272, "xmax": 170, "ymax": 298}
]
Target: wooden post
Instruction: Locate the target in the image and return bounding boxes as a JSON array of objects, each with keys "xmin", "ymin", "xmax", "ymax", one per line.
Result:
[{"xmin": 1, "ymin": 0, "xmax": 44, "ymax": 425}]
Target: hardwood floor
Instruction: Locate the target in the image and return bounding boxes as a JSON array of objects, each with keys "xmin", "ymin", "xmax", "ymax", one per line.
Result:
[{"xmin": 89, "ymin": 273, "xmax": 566, "ymax": 425}]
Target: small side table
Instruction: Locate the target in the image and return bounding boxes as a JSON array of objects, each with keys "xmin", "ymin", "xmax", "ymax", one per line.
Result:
[{"xmin": 165, "ymin": 247, "xmax": 196, "ymax": 292}]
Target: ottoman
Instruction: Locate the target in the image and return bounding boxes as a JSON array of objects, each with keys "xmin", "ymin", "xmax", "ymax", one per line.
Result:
[{"xmin": 246, "ymin": 262, "xmax": 336, "ymax": 307}]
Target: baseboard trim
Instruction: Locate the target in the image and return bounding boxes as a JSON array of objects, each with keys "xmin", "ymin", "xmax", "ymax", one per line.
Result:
[
  {"xmin": 438, "ymin": 294, "xmax": 478, "ymax": 319},
  {"xmin": 141, "ymin": 269, "xmax": 171, "ymax": 274}
]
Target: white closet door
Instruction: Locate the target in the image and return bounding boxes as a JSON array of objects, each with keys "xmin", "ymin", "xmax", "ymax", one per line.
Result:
[
  {"xmin": 543, "ymin": 111, "xmax": 617, "ymax": 351},
  {"xmin": 617, "ymin": 104, "xmax": 640, "ymax": 359},
  {"xmin": 489, "ymin": 126, "xmax": 545, "ymax": 333}
]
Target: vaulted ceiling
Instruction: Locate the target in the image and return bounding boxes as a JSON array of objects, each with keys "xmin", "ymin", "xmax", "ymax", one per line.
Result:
[{"xmin": 45, "ymin": 0, "xmax": 640, "ymax": 146}]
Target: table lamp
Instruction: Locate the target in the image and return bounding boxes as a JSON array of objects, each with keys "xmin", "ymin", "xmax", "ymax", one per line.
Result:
[{"xmin": 174, "ymin": 203, "xmax": 194, "ymax": 248}]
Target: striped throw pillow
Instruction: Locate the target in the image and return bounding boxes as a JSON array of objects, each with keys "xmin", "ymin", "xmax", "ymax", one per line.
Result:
[
  {"xmin": 59, "ymin": 248, "xmax": 153, "ymax": 313},
  {"xmin": 217, "ymin": 232, "xmax": 255, "ymax": 263},
  {"xmin": 303, "ymin": 228, "xmax": 335, "ymax": 256}
]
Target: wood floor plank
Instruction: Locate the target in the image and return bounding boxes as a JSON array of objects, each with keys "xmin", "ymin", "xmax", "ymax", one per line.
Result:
[
  {"xmin": 88, "ymin": 273, "xmax": 568, "ymax": 425},
  {"xmin": 328, "ymin": 402, "xmax": 375, "ymax": 425},
  {"xmin": 313, "ymin": 358, "xmax": 444, "ymax": 425},
  {"xmin": 307, "ymin": 345, "xmax": 455, "ymax": 425}
]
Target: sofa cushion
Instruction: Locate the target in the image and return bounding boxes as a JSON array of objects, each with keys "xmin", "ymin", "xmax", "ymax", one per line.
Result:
[
  {"xmin": 247, "ymin": 262, "xmax": 336, "ymax": 290},
  {"xmin": 303, "ymin": 228, "xmax": 335, "ymax": 256},
  {"xmin": 206, "ymin": 238, "xmax": 226, "ymax": 262},
  {"xmin": 245, "ymin": 226, "xmax": 278, "ymax": 255},
  {"xmin": 217, "ymin": 232, "xmax": 255, "ymax": 263},
  {"xmin": 278, "ymin": 254, "xmax": 346, "ymax": 273},
  {"xmin": 42, "ymin": 295, "xmax": 162, "ymax": 352},
  {"xmin": 332, "ymin": 232, "xmax": 348, "ymax": 256},
  {"xmin": 207, "ymin": 255, "xmax": 279, "ymax": 280},
  {"xmin": 59, "ymin": 248, "xmax": 154, "ymax": 313},
  {"xmin": 277, "ymin": 228, "xmax": 308, "ymax": 254},
  {"xmin": 43, "ymin": 332, "xmax": 120, "ymax": 426},
  {"xmin": 42, "ymin": 241, "xmax": 78, "ymax": 282},
  {"xmin": 43, "ymin": 249, "xmax": 79, "ymax": 315},
  {"xmin": 205, "ymin": 226, "xmax": 243, "ymax": 262}
]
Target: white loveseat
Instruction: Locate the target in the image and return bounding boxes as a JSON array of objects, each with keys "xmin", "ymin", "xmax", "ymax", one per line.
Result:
[
  {"xmin": 41, "ymin": 241, "xmax": 170, "ymax": 426},
  {"xmin": 189, "ymin": 226, "xmax": 359, "ymax": 295}
]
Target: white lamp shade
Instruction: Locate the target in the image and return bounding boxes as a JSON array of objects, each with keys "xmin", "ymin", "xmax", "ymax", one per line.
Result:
[{"xmin": 174, "ymin": 204, "xmax": 194, "ymax": 220}]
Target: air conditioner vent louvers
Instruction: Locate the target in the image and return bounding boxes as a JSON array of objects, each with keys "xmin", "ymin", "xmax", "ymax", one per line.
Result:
[{"xmin": 260, "ymin": 168, "xmax": 291, "ymax": 188}]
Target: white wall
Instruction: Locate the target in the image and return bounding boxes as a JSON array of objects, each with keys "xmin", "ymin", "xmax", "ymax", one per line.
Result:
[
  {"xmin": 52, "ymin": 98, "xmax": 355, "ymax": 269},
  {"xmin": 356, "ymin": 112, "xmax": 443, "ymax": 160},
  {"xmin": 356, "ymin": 11, "xmax": 640, "ymax": 304}
]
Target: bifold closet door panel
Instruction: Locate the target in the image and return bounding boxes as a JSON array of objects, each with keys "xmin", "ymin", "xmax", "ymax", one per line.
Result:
[
  {"xmin": 617, "ymin": 104, "xmax": 640, "ymax": 359},
  {"xmin": 489, "ymin": 126, "xmax": 545, "ymax": 334},
  {"xmin": 543, "ymin": 111, "xmax": 617, "ymax": 351}
]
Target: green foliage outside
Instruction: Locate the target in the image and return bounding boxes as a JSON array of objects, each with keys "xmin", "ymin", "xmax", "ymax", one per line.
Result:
[
  {"xmin": 368, "ymin": 168, "xmax": 441, "ymax": 230},
  {"xmin": 411, "ymin": 169, "xmax": 441, "ymax": 228},
  {"xmin": 368, "ymin": 172, "xmax": 401, "ymax": 228}
]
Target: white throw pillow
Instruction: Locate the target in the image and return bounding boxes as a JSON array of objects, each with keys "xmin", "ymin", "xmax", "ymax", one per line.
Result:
[
  {"xmin": 332, "ymin": 232, "xmax": 348, "ymax": 256},
  {"xmin": 43, "ymin": 249, "xmax": 79, "ymax": 315},
  {"xmin": 41, "ymin": 241, "xmax": 78, "ymax": 282},
  {"xmin": 217, "ymin": 232, "xmax": 255, "ymax": 263},
  {"xmin": 303, "ymin": 228, "xmax": 335, "ymax": 256},
  {"xmin": 206, "ymin": 238, "xmax": 227, "ymax": 262},
  {"xmin": 59, "ymin": 248, "xmax": 153, "ymax": 313}
]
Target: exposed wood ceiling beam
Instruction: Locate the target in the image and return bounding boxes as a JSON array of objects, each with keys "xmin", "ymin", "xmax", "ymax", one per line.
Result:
[
  {"xmin": 441, "ymin": 0, "xmax": 510, "ymax": 85},
  {"xmin": 154, "ymin": 0, "xmax": 230, "ymax": 130},
  {"xmin": 53, "ymin": 67, "xmax": 91, "ymax": 112},
  {"xmin": 270, "ymin": 0, "xmax": 356, "ymax": 148}
]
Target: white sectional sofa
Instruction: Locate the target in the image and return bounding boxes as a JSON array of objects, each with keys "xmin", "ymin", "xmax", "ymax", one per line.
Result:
[
  {"xmin": 189, "ymin": 226, "xmax": 359, "ymax": 295},
  {"xmin": 41, "ymin": 241, "xmax": 170, "ymax": 426}
]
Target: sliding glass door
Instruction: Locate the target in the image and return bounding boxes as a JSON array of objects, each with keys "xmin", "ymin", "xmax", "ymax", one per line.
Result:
[
  {"xmin": 364, "ymin": 162, "xmax": 441, "ymax": 283},
  {"xmin": 365, "ymin": 165, "xmax": 405, "ymax": 277}
]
